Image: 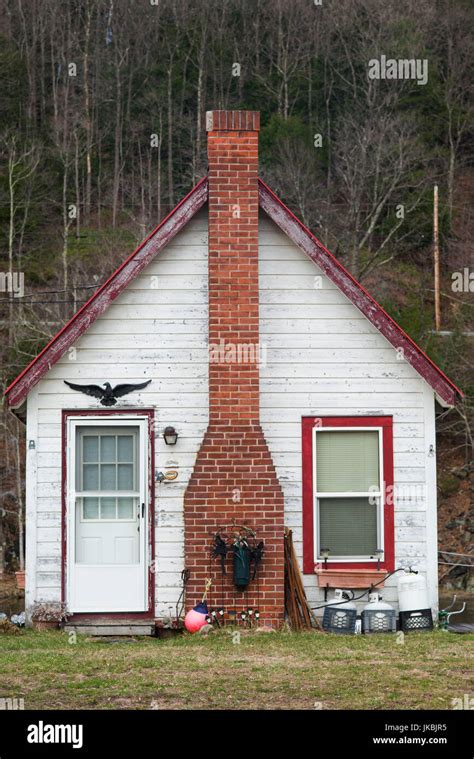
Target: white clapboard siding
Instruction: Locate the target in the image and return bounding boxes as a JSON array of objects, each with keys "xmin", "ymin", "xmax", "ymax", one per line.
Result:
[
  {"xmin": 86, "ymin": 319, "xmax": 207, "ymax": 335},
  {"xmin": 262, "ymin": 362, "xmax": 420, "ymax": 378},
  {"xmin": 76, "ymin": 334, "xmax": 208, "ymax": 350},
  {"xmin": 30, "ymin": 209, "xmax": 209, "ymax": 613},
  {"xmin": 263, "ymin": 348, "xmax": 411, "ymax": 362},
  {"xmin": 258, "ymin": 210, "xmax": 437, "ymax": 611}
]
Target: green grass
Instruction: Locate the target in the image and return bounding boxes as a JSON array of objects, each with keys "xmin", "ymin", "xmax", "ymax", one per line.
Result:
[{"xmin": 0, "ymin": 629, "xmax": 472, "ymax": 710}]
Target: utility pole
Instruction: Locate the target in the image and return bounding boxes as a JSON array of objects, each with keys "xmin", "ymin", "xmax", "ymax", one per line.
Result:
[{"xmin": 433, "ymin": 184, "xmax": 441, "ymax": 332}]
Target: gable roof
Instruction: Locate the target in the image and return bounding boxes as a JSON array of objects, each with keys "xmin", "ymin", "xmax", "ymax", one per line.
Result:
[{"xmin": 4, "ymin": 175, "xmax": 461, "ymax": 410}]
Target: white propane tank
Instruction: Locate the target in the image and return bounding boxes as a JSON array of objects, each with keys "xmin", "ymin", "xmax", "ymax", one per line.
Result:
[
  {"xmin": 330, "ymin": 588, "xmax": 357, "ymax": 611},
  {"xmin": 363, "ymin": 592, "xmax": 393, "ymax": 613},
  {"xmin": 322, "ymin": 588, "xmax": 358, "ymax": 633},
  {"xmin": 362, "ymin": 592, "xmax": 396, "ymax": 633},
  {"xmin": 398, "ymin": 570, "xmax": 429, "ymax": 612}
]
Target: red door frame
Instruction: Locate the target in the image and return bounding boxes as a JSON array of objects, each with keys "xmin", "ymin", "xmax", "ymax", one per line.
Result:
[
  {"xmin": 302, "ymin": 415, "xmax": 395, "ymax": 575},
  {"xmin": 61, "ymin": 408, "xmax": 155, "ymax": 619}
]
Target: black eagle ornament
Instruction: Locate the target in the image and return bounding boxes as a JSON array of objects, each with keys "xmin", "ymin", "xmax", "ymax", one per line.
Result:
[{"xmin": 64, "ymin": 380, "xmax": 151, "ymax": 406}]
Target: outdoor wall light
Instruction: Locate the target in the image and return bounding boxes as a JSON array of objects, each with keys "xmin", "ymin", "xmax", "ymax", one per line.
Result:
[
  {"xmin": 320, "ymin": 548, "xmax": 330, "ymax": 569},
  {"xmin": 163, "ymin": 426, "xmax": 178, "ymax": 445}
]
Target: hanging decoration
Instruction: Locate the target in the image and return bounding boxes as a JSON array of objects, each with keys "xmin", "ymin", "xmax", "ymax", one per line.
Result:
[{"xmin": 211, "ymin": 523, "xmax": 264, "ymax": 593}]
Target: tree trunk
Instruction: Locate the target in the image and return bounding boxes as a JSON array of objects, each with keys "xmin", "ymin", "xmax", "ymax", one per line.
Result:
[
  {"xmin": 167, "ymin": 62, "xmax": 174, "ymax": 207},
  {"xmin": 83, "ymin": 2, "xmax": 93, "ymax": 225},
  {"xmin": 112, "ymin": 50, "xmax": 123, "ymax": 228}
]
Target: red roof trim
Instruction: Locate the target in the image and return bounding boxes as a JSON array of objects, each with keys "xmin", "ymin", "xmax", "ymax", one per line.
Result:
[
  {"xmin": 5, "ymin": 177, "xmax": 208, "ymax": 408},
  {"xmin": 258, "ymin": 178, "xmax": 462, "ymax": 406}
]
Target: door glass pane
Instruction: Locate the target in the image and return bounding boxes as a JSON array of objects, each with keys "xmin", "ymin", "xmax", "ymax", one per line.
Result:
[
  {"xmin": 83, "ymin": 497, "xmax": 99, "ymax": 520},
  {"xmin": 100, "ymin": 497, "xmax": 116, "ymax": 519},
  {"xmin": 100, "ymin": 464, "xmax": 116, "ymax": 490},
  {"xmin": 100, "ymin": 436, "xmax": 116, "ymax": 463},
  {"xmin": 316, "ymin": 431, "xmax": 379, "ymax": 492},
  {"xmin": 83, "ymin": 464, "xmax": 99, "ymax": 490},
  {"xmin": 118, "ymin": 497, "xmax": 134, "ymax": 520},
  {"xmin": 83, "ymin": 436, "xmax": 98, "ymax": 462},
  {"xmin": 75, "ymin": 425, "xmax": 142, "ymax": 565},
  {"xmin": 117, "ymin": 464, "xmax": 133, "ymax": 490},
  {"xmin": 319, "ymin": 497, "xmax": 378, "ymax": 556},
  {"xmin": 118, "ymin": 436, "xmax": 133, "ymax": 462}
]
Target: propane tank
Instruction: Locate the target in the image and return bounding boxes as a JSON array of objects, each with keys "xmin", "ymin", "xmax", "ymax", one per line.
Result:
[
  {"xmin": 363, "ymin": 592, "xmax": 394, "ymax": 613},
  {"xmin": 398, "ymin": 570, "xmax": 429, "ymax": 612},
  {"xmin": 331, "ymin": 588, "xmax": 357, "ymax": 610},
  {"xmin": 322, "ymin": 589, "xmax": 357, "ymax": 634},
  {"xmin": 362, "ymin": 592, "xmax": 396, "ymax": 633}
]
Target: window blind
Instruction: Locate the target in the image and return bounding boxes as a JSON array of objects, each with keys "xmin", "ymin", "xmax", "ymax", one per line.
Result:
[
  {"xmin": 319, "ymin": 497, "xmax": 378, "ymax": 556},
  {"xmin": 316, "ymin": 430, "xmax": 380, "ymax": 492}
]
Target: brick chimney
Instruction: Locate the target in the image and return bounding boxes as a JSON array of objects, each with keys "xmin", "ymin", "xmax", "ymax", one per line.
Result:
[{"xmin": 183, "ymin": 111, "xmax": 285, "ymax": 625}]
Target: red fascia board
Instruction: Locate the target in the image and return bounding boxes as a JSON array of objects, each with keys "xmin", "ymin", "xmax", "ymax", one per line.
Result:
[
  {"xmin": 258, "ymin": 178, "xmax": 462, "ymax": 407},
  {"xmin": 5, "ymin": 177, "xmax": 208, "ymax": 408}
]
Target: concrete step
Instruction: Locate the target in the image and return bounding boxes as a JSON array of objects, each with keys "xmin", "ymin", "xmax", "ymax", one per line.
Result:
[{"xmin": 64, "ymin": 619, "xmax": 155, "ymax": 637}]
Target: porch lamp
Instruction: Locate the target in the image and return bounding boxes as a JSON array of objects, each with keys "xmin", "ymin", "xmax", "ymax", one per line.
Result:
[
  {"xmin": 320, "ymin": 548, "xmax": 330, "ymax": 569},
  {"xmin": 163, "ymin": 426, "xmax": 178, "ymax": 445}
]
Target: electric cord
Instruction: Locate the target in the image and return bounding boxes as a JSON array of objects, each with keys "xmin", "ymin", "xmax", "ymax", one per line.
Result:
[{"xmin": 310, "ymin": 567, "xmax": 410, "ymax": 611}]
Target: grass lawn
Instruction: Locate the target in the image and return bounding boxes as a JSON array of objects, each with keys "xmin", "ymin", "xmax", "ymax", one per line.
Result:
[{"xmin": 0, "ymin": 628, "xmax": 472, "ymax": 710}]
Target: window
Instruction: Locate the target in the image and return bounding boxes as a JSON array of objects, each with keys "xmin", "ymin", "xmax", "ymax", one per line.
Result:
[
  {"xmin": 316, "ymin": 429, "xmax": 381, "ymax": 558},
  {"xmin": 76, "ymin": 427, "xmax": 139, "ymax": 522},
  {"xmin": 302, "ymin": 417, "xmax": 394, "ymax": 573}
]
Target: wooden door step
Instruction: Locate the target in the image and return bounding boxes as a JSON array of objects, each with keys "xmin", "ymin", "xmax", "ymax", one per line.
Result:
[{"xmin": 64, "ymin": 618, "xmax": 155, "ymax": 636}]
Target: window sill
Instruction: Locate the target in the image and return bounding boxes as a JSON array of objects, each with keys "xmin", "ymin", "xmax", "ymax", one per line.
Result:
[{"xmin": 314, "ymin": 568, "xmax": 386, "ymax": 589}]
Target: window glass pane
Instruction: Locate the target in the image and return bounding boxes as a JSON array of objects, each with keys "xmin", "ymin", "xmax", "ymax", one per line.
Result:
[
  {"xmin": 319, "ymin": 497, "xmax": 378, "ymax": 556},
  {"xmin": 117, "ymin": 464, "xmax": 133, "ymax": 490},
  {"xmin": 83, "ymin": 464, "xmax": 99, "ymax": 490},
  {"xmin": 83, "ymin": 436, "xmax": 98, "ymax": 462},
  {"xmin": 118, "ymin": 435, "xmax": 134, "ymax": 462},
  {"xmin": 100, "ymin": 435, "xmax": 116, "ymax": 463},
  {"xmin": 82, "ymin": 497, "xmax": 99, "ymax": 519},
  {"xmin": 100, "ymin": 464, "xmax": 116, "ymax": 490},
  {"xmin": 316, "ymin": 431, "xmax": 379, "ymax": 492},
  {"xmin": 118, "ymin": 497, "xmax": 134, "ymax": 520},
  {"xmin": 100, "ymin": 497, "xmax": 116, "ymax": 519}
]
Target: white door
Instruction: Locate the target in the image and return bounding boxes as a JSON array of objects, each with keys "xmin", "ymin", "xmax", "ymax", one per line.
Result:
[{"xmin": 67, "ymin": 417, "xmax": 149, "ymax": 613}]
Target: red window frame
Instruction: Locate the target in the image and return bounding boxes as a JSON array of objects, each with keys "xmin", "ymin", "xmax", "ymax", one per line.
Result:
[{"xmin": 302, "ymin": 416, "xmax": 394, "ymax": 574}]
